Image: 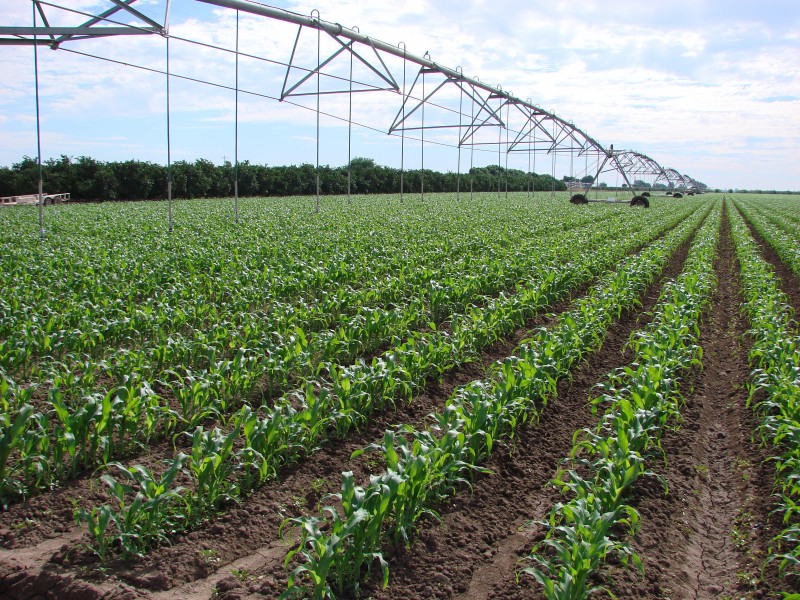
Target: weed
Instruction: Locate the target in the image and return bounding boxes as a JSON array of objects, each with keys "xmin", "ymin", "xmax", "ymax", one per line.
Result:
[
  {"xmin": 694, "ymin": 464, "xmax": 709, "ymax": 480},
  {"xmin": 200, "ymin": 548, "xmax": 221, "ymax": 564}
]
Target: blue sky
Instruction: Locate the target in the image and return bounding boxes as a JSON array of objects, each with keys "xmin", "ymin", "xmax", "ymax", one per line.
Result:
[{"xmin": 1, "ymin": 0, "xmax": 799, "ymax": 190}]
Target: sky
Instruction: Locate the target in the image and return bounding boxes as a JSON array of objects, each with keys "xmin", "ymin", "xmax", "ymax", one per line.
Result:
[{"xmin": 1, "ymin": 0, "xmax": 799, "ymax": 191}]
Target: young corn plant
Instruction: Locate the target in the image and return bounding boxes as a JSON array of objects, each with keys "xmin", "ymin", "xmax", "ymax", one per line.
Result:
[
  {"xmin": 0, "ymin": 404, "xmax": 37, "ymax": 507},
  {"xmin": 356, "ymin": 429, "xmax": 461, "ymax": 545},
  {"xmin": 282, "ymin": 471, "xmax": 389, "ymax": 600},
  {"xmin": 77, "ymin": 454, "xmax": 189, "ymax": 559},
  {"xmin": 49, "ymin": 390, "xmax": 115, "ymax": 476},
  {"xmin": 185, "ymin": 426, "xmax": 239, "ymax": 521},
  {"xmin": 236, "ymin": 403, "xmax": 304, "ymax": 491},
  {"xmin": 523, "ymin": 497, "xmax": 642, "ymax": 599}
]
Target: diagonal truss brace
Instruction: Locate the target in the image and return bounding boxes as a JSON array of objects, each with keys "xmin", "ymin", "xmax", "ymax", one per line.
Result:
[
  {"xmin": 280, "ymin": 22, "xmax": 399, "ymax": 99},
  {"xmin": 388, "ymin": 72, "xmax": 508, "ymax": 148},
  {"xmin": 0, "ymin": 0, "xmax": 166, "ymax": 47},
  {"xmin": 389, "ymin": 72, "xmax": 501, "ymax": 137}
]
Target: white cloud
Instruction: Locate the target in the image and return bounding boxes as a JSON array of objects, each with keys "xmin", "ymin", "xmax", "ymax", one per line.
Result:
[{"xmin": 1, "ymin": 0, "xmax": 799, "ymax": 189}]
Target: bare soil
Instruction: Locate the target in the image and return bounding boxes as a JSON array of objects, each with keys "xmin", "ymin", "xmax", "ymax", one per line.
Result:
[{"xmin": 599, "ymin": 201, "xmax": 791, "ymax": 598}]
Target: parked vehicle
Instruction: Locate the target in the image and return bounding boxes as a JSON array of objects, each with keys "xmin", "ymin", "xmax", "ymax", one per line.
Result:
[{"xmin": 0, "ymin": 193, "xmax": 70, "ymax": 207}]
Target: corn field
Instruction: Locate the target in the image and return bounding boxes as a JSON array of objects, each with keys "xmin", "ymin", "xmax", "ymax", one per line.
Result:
[{"xmin": 0, "ymin": 191, "xmax": 798, "ymax": 599}]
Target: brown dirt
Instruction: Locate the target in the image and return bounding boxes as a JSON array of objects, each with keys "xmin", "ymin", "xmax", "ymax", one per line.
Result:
[{"xmin": 597, "ymin": 200, "xmax": 791, "ymax": 598}]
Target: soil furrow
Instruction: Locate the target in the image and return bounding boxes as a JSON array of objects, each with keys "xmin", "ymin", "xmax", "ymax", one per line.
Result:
[
  {"xmin": 737, "ymin": 201, "xmax": 800, "ymax": 321},
  {"xmin": 601, "ymin": 201, "xmax": 785, "ymax": 598}
]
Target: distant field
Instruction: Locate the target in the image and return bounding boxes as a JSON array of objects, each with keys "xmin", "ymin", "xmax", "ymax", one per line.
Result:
[{"xmin": 1, "ymin": 192, "xmax": 798, "ymax": 598}]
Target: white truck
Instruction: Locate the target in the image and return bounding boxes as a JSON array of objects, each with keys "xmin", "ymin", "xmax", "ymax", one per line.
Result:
[{"xmin": 0, "ymin": 193, "xmax": 70, "ymax": 207}]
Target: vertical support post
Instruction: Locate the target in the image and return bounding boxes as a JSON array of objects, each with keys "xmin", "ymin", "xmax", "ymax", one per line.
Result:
[
  {"xmin": 550, "ymin": 120, "xmax": 556, "ymax": 200},
  {"xmin": 469, "ymin": 92, "xmax": 474, "ymax": 200},
  {"xmin": 496, "ymin": 100, "xmax": 501, "ymax": 199},
  {"xmin": 314, "ymin": 18, "xmax": 320, "ymax": 214},
  {"xmin": 347, "ymin": 37, "xmax": 354, "ymax": 203},
  {"xmin": 166, "ymin": 35, "xmax": 173, "ymax": 232},
  {"xmin": 569, "ymin": 146, "xmax": 574, "ymax": 197},
  {"xmin": 420, "ymin": 61, "xmax": 426, "ymax": 201},
  {"xmin": 584, "ymin": 151, "xmax": 589, "ymax": 195},
  {"xmin": 526, "ymin": 142, "xmax": 531, "ymax": 198},
  {"xmin": 234, "ymin": 9, "xmax": 239, "ymax": 222},
  {"xmin": 456, "ymin": 68, "xmax": 462, "ymax": 201},
  {"xmin": 33, "ymin": 2, "xmax": 44, "ymax": 240},
  {"xmin": 504, "ymin": 101, "xmax": 509, "ymax": 198},
  {"xmin": 399, "ymin": 43, "xmax": 406, "ymax": 202},
  {"xmin": 527, "ymin": 142, "xmax": 532, "ymax": 199},
  {"xmin": 526, "ymin": 98, "xmax": 532, "ymax": 199},
  {"xmin": 532, "ymin": 141, "xmax": 536, "ymax": 198}
]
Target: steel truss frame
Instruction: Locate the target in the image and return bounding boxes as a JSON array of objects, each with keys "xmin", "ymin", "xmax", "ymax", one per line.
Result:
[
  {"xmin": 656, "ymin": 167, "xmax": 689, "ymax": 189},
  {"xmin": 235, "ymin": 0, "xmax": 627, "ymax": 181},
  {"xmin": 1, "ymin": 0, "xmax": 167, "ymax": 47},
  {"xmin": 3, "ymin": 0, "xmax": 697, "ymax": 217}
]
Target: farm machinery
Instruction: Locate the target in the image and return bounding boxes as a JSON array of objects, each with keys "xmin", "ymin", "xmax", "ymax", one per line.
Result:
[{"xmin": 0, "ymin": 193, "xmax": 70, "ymax": 207}]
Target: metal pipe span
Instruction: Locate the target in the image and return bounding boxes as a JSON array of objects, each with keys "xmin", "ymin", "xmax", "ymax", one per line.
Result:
[{"xmin": 197, "ymin": 0, "xmax": 614, "ymax": 158}]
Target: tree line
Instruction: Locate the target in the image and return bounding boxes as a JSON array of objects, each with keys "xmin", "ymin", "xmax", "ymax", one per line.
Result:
[{"xmin": 0, "ymin": 155, "xmax": 567, "ymax": 201}]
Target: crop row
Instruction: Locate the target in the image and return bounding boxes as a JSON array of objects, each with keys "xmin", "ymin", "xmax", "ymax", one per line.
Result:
[
  {"xmin": 1, "ymin": 210, "xmax": 626, "ymax": 497},
  {"xmin": 68, "ymin": 201, "xmax": 710, "ymax": 558},
  {"xmin": 734, "ymin": 196, "xmax": 800, "ymax": 277},
  {"xmin": 0, "ymin": 202, "xmax": 704, "ymax": 506},
  {"xmin": 727, "ymin": 201, "xmax": 800, "ymax": 576},
  {"xmin": 522, "ymin": 200, "xmax": 721, "ymax": 599},
  {"xmin": 752, "ymin": 195, "xmax": 800, "ymax": 226},
  {"xmin": 278, "ymin": 201, "xmax": 711, "ymax": 598}
]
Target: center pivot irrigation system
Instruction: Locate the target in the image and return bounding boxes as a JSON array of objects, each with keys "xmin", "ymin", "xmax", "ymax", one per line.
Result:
[{"xmin": 2, "ymin": 0, "xmax": 703, "ymax": 234}]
